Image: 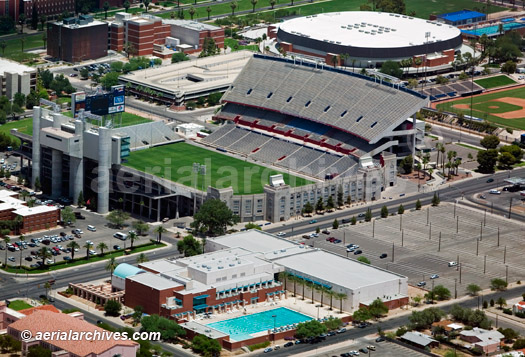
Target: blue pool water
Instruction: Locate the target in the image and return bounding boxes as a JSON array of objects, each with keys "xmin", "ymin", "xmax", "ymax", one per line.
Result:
[
  {"xmin": 462, "ymin": 22, "xmax": 525, "ymax": 36},
  {"xmin": 207, "ymin": 307, "xmax": 312, "ymax": 341}
]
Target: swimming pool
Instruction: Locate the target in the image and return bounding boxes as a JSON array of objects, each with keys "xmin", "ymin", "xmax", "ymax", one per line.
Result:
[
  {"xmin": 462, "ymin": 22, "xmax": 525, "ymax": 36},
  {"xmin": 206, "ymin": 307, "xmax": 312, "ymax": 341}
]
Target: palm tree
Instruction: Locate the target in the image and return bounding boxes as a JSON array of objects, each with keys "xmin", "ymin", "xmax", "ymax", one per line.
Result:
[
  {"xmin": 18, "ymin": 235, "xmax": 25, "ymax": 269},
  {"xmin": 230, "ymin": 1, "xmax": 237, "ymax": 16},
  {"xmin": 298, "ymin": 278, "xmax": 307, "ymax": 300},
  {"xmin": 335, "ymin": 292, "xmax": 348, "ymax": 313},
  {"xmin": 339, "ymin": 53, "xmax": 349, "ymax": 69},
  {"xmin": 42, "ymin": 31, "xmax": 47, "ymax": 49},
  {"xmin": 129, "ymin": 231, "xmax": 139, "ymax": 249},
  {"xmin": 103, "ymin": 1, "xmax": 110, "ymax": 19},
  {"xmin": 308, "ymin": 281, "xmax": 316, "ymax": 303},
  {"xmin": 331, "ymin": 55, "xmax": 338, "ymax": 68},
  {"xmin": 250, "ymin": 0, "xmax": 258, "ymax": 12},
  {"xmin": 97, "ymin": 242, "xmax": 108, "ymax": 255},
  {"xmin": 67, "ymin": 241, "xmax": 79, "ymax": 260},
  {"xmin": 206, "ymin": 6, "xmax": 212, "ymax": 20},
  {"xmin": 20, "ymin": 191, "xmax": 29, "ymax": 202},
  {"xmin": 38, "ymin": 247, "xmax": 51, "ymax": 267},
  {"xmin": 83, "ymin": 242, "xmax": 93, "ymax": 259},
  {"xmin": 123, "ymin": 0, "xmax": 130, "ymax": 12},
  {"xmin": 106, "ymin": 257, "xmax": 117, "ymax": 278},
  {"xmin": 137, "ymin": 253, "xmax": 148, "ymax": 263},
  {"xmin": 18, "ymin": 14, "xmax": 26, "ymax": 34},
  {"xmin": 269, "ymin": 0, "xmax": 276, "ymax": 9},
  {"xmin": 414, "ymin": 57, "xmax": 423, "ymax": 78},
  {"xmin": 188, "ymin": 6, "xmax": 195, "ymax": 20},
  {"xmin": 39, "ymin": 14, "xmax": 47, "ymax": 31},
  {"xmin": 326, "ymin": 289, "xmax": 335, "ymax": 311},
  {"xmin": 316, "ymin": 285, "xmax": 327, "ymax": 307},
  {"xmin": 278, "ymin": 271, "xmax": 289, "ymax": 291},
  {"xmin": 290, "ymin": 275, "xmax": 297, "ymax": 297},
  {"xmin": 153, "ymin": 225, "xmax": 167, "ymax": 244},
  {"xmin": 143, "ymin": 0, "xmax": 151, "ymax": 12},
  {"xmin": 20, "ymin": 37, "xmax": 26, "ymax": 53},
  {"xmin": 43, "ymin": 281, "xmax": 52, "ymax": 299},
  {"xmin": 0, "ymin": 40, "xmax": 7, "ymax": 56}
]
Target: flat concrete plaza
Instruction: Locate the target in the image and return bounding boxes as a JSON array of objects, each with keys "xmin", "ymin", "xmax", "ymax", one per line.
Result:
[
  {"xmin": 312, "ymin": 337, "xmax": 428, "ymax": 357},
  {"xmin": 304, "ymin": 202, "xmax": 525, "ymax": 297}
]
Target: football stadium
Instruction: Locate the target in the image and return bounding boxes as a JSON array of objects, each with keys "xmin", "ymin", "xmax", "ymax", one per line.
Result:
[
  {"xmin": 269, "ymin": 11, "xmax": 462, "ymax": 70},
  {"xmin": 21, "ymin": 54, "xmax": 427, "ymax": 223}
]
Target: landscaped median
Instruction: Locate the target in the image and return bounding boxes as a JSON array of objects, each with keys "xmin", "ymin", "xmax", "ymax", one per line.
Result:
[{"xmin": 1, "ymin": 240, "xmax": 166, "ymax": 274}]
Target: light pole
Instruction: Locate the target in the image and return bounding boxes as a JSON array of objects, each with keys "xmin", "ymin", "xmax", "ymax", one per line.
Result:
[{"xmin": 316, "ymin": 304, "xmax": 321, "ymax": 319}]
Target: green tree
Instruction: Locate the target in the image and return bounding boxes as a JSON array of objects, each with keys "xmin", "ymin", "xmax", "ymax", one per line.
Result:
[
  {"xmin": 269, "ymin": 0, "xmax": 276, "ymax": 8},
  {"xmin": 132, "ymin": 220, "xmax": 150, "ymax": 236},
  {"xmin": 77, "ymin": 191, "xmax": 85, "ymax": 207},
  {"xmin": 27, "ymin": 345, "xmax": 51, "ymax": 357},
  {"xmin": 480, "ymin": 135, "xmax": 500, "ymax": 149},
  {"xmin": 496, "ymin": 296, "xmax": 507, "ymax": 309},
  {"xmin": 415, "ymin": 199, "xmax": 422, "ymax": 210},
  {"xmin": 409, "ymin": 307, "xmax": 445, "ymax": 330},
  {"xmin": 80, "ymin": 67, "xmax": 90, "ymax": 79},
  {"xmin": 110, "ymin": 61, "xmax": 123, "ymax": 72},
  {"xmin": 315, "ymin": 197, "xmax": 324, "ymax": 213},
  {"xmin": 61, "ymin": 207, "xmax": 76, "ymax": 226},
  {"xmin": 154, "ymin": 225, "xmax": 168, "ymax": 244},
  {"xmin": 369, "ymin": 298, "xmax": 388, "ymax": 319},
  {"xmin": 324, "ymin": 316, "xmax": 342, "ymax": 331},
  {"xmin": 502, "ymin": 60, "xmax": 517, "ymax": 74},
  {"xmin": 137, "ymin": 253, "xmax": 148, "ymax": 263},
  {"xmin": 380, "ymin": 205, "xmax": 389, "ymax": 218},
  {"xmin": 364, "ymin": 208, "xmax": 372, "ymax": 222},
  {"xmin": 357, "ymin": 256, "xmax": 370, "ymax": 264},
  {"xmin": 499, "ymin": 151, "xmax": 515, "ymax": 169},
  {"xmin": 295, "ymin": 320, "xmax": 327, "ymax": 339},
  {"xmin": 332, "ymin": 218, "xmax": 339, "ymax": 229},
  {"xmin": 13, "ymin": 92, "xmax": 25, "ymax": 108},
  {"xmin": 177, "ymin": 235, "xmax": 202, "ymax": 257},
  {"xmin": 128, "ymin": 231, "xmax": 139, "ymax": 249},
  {"xmin": 206, "ymin": 6, "xmax": 212, "ymax": 20},
  {"xmin": 143, "ymin": 0, "xmax": 151, "ymax": 12},
  {"xmin": 141, "ymin": 314, "xmax": 186, "ymax": 341},
  {"xmin": 335, "ymin": 292, "xmax": 347, "ymax": 313},
  {"xmin": 188, "ymin": 6, "xmax": 195, "ymax": 20},
  {"xmin": 244, "ymin": 222, "xmax": 261, "ymax": 230},
  {"xmin": 104, "ymin": 300, "xmax": 122, "ymax": 317},
  {"xmin": 400, "ymin": 154, "xmax": 413, "ymax": 174},
  {"xmin": 191, "ymin": 199, "xmax": 239, "ymax": 236},
  {"xmin": 499, "ymin": 327, "xmax": 519, "ymax": 342},
  {"xmin": 491, "ymin": 278, "xmax": 508, "ymax": 291},
  {"xmin": 123, "ymin": 0, "xmax": 130, "ymax": 12},
  {"xmin": 100, "ymin": 72, "xmax": 120, "ymax": 90},
  {"xmin": 0, "ymin": 40, "xmax": 6, "ymax": 56},
  {"xmin": 18, "ymin": 14, "xmax": 26, "ymax": 34},
  {"xmin": 106, "ymin": 209, "xmax": 130, "ymax": 229},
  {"xmin": 477, "ymin": 149, "xmax": 499, "ymax": 174},
  {"xmin": 466, "ymin": 284, "xmax": 481, "ymax": 296},
  {"xmin": 431, "ymin": 192, "xmax": 440, "ymax": 206},
  {"xmin": 398, "ymin": 204, "xmax": 405, "ymax": 215},
  {"xmin": 132, "ymin": 305, "xmax": 143, "ymax": 326},
  {"xmin": 190, "ymin": 334, "xmax": 221, "ymax": 356},
  {"xmin": 353, "ymin": 307, "xmax": 372, "ymax": 322},
  {"xmin": 38, "ymin": 246, "xmax": 51, "ymax": 267},
  {"xmin": 432, "ymin": 285, "xmax": 451, "ymax": 301},
  {"xmin": 380, "ymin": 60, "xmax": 403, "ymax": 78},
  {"xmin": 351, "ymin": 216, "xmax": 357, "ymax": 225}
]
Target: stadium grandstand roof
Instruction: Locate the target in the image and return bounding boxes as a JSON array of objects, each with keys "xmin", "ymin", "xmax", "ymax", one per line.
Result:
[{"xmin": 221, "ymin": 55, "xmax": 428, "ymax": 143}]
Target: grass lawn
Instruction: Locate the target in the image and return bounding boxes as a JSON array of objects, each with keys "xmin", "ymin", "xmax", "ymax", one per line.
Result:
[
  {"xmin": 0, "ymin": 118, "xmax": 33, "ymax": 145},
  {"xmin": 435, "ymin": 87, "xmax": 525, "ymax": 130},
  {"xmin": 63, "ymin": 111, "xmax": 152, "ymax": 127},
  {"xmin": 1, "ymin": 33, "xmax": 44, "ymax": 62},
  {"xmin": 124, "ymin": 142, "xmax": 314, "ymax": 194},
  {"xmin": 224, "ymin": 38, "xmax": 259, "ymax": 52},
  {"xmin": 474, "ymin": 75, "xmax": 517, "ymax": 89},
  {"xmin": 8, "ymin": 300, "xmax": 32, "ymax": 311},
  {"xmin": 457, "ymin": 143, "xmax": 482, "ymax": 151}
]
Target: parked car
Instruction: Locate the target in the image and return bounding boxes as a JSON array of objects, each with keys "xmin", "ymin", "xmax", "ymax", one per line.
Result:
[
  {"xmin": 276, "ymin": 232, "xmax": 286, "ymax": 237},
  {"xmin": 263, "ymin": 347, "xmax": 273, "ymax": 353},
  {"xmin": 448, "ymin": 261, "xmax": 458, "ymax": 267},
  {"xmin": 113, "ymin": 232, "xmax": 128, "ymax": 240},
  {"xmin": 380, "ymin": 253, "xmax": 388, "ymax": 259},
  {"xmin": 430, "ymin": 274, "xmax": 439, "ymax": 279},
  {"xmin": 337, "ymin": 328, "xmax": 347, "ymax": 334},
  {"xmin": 284, "ymin": 342, "xmax": 294, "ymax": 348},
  {"xmin": 309, "ymin": 219, "xmax": 317, "ymax": 224},
  {"xmin": 87, "ymin": 225, "xmax": 96, "ymax": 232},
  {"xmin": 417, "ymin": 281, "xmax": 426, "ymax": 287},
  {"xmin": 353, "ymin": 250, "xmax": 362, "ymax": 255},
  {"xmin": 489, "ymin": 189, "xmax": 501, "ymax": 195},
  {"xmin": 113, "ymin": 245, "xmax": 121, "ymax": 250}
]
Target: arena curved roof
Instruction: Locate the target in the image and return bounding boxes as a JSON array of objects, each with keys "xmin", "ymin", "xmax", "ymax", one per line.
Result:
[
  {"xmin": 277, "ymin": 11, "xmax": 462, "ymax": 59},
  {"xmin": 222, "ymin": 55, "xmax": 428, "ymax": 143}
]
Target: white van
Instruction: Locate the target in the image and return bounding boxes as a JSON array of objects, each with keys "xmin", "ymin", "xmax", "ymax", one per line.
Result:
[
  {"xmin": 87, "ymin": 225, "xmax": 96, "ymax": 232},
  {"xmin": 113, "ymin": 232, "xmax": 128, "ymax": 240}
]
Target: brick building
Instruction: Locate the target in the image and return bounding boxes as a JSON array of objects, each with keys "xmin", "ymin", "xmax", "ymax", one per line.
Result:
[
  {"xmin": 0, "ymin": 190, "xmax": 59, "ymax": 234},
  {"xmin": 108, "ymin": 14, "xmax": 224, "ymax": 57},
  {"xmin": 47, "ymin": 15, "xmax": 108, "ymax": 63},
  {"xmin": 23, "ymin": 0, "xmax": 75, "ymax": 21}
]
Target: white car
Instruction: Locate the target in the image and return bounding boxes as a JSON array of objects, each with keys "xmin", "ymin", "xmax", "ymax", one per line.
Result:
[
  {"xmin": 87, "ymin": 225, "xmax": 96, "ymax": 232},
  {"xmin": 489, "ymin": 189, "xmax": 501, "ymax": 195},
  {"xmin": 448, "ymin": 261, "xmax": 458, "ymax": 267},
  {"xmin": 277, "ymin": 232, "xmax": 286, "ymax": 237}
]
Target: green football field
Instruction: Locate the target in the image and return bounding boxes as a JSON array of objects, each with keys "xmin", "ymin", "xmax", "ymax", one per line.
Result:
[
  {"xmin": 435, "ymin": 86, "xmax": 525, "ymax": 130},
  {"xmin": 474, "ymin": 75, "xmax": 517, "ymax": 90},
  {"xmin": 124, "ymin": 142, "xmax": 314, "ymax": 194}
]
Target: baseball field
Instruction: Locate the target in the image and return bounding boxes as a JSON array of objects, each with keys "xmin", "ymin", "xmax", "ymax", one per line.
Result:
[
  {"xmin": 124, "ymin": 142, "xmax": 314, "ymax": 194},
  {"xmin": 435, "ymin": 86, "xmax": 525, "ymax": 130}
]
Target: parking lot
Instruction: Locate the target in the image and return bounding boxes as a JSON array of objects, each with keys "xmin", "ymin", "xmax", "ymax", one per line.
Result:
[
  {"xmin": 312, "ymin": 337, "xmax": 427, "ymax": 357},
  {"xmin": 295, "ymin": 202, "xmax": 525, "ymax": 296},
  {"xmin": 1, "ymin": 207, "xmax": 152, "ymax": 267},
  {"xmin": 474, "ymin": 181, "xmax": 525, "ymax": 218}
]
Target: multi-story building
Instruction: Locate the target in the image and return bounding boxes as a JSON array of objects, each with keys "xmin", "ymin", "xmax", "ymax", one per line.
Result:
[
  {"xmin": 47, "ymin": 15, "xmax": 108, "ymax": 63},
  {"xmin": 108, "ymin": 14, "xmax": 223, "ymax": 57},
  {"xmin": 0, "ymin": 59, "xmax": 37, "ymax": 100},
  {"xmin": 23, "ymin": 0, "xmax": 75, "ymax": 21},
  {"xmin": 0, "ymin": 190, "xmax": 59, "ymax": 234}
]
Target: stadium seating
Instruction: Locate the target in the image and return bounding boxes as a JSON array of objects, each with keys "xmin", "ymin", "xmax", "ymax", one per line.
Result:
[{"xmin": 222, "ymin": 56, "xmax": 427, "ymax": 143}]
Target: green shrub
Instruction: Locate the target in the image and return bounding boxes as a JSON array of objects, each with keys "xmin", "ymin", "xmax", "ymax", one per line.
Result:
[{"xmin": 248, "ymin": 341, "xmax": 270, "ymax": 351}]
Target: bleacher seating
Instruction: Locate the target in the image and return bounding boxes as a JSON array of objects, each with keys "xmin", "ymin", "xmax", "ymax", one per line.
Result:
[{"xmin": 200, "ymin": 124, "xmax": 235, "ymax": 144}]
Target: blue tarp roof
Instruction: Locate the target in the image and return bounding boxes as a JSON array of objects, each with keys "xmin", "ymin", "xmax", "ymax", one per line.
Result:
[
  {"xmin": 113, "ymin": 263, "xmax": 145, "ymax": 279},
  {"xmin": 438, "ymin": 10, "xmax": 486, "ymax": 22},
  {"xmin": 501, "ymin": 18, "xmax": 514, "ymax": 22}
]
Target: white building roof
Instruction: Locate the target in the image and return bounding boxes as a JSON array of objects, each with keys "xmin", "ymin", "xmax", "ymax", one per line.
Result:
[
  {"xmin": 401, "ymin": 331, "xmax": 437, "ymax": 346},
  {"xmin": 127, "ymin": 272, "xmax": 182, "ymax": 290},
  {"xmin": 0, "ymin": 58, "xmax": 36, "ymax": 76},
  {"xmin": 278, "ymin": 11, "xmax": 460, "ymax": 48},
  {"xmin": 460, "ymin": 328, "xmax": 503, "ymax": 343},
  {"xmin": 13, "ymin": 205, "xmax": 58, "ymax": 217},
  {"xmin": 162, "ymin": 19, "xmax": 220, "ymax": 31},
  {"xmin": 209, "ymin": 230, "xmax": 298, "ymax": 254},
  {"xmin": 273, "ymin": 249, "xmax": 405, "ymax": 290},
  {"xmin": 139, "ymin": 259, "xmax": 179, "ymax": 273}
]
